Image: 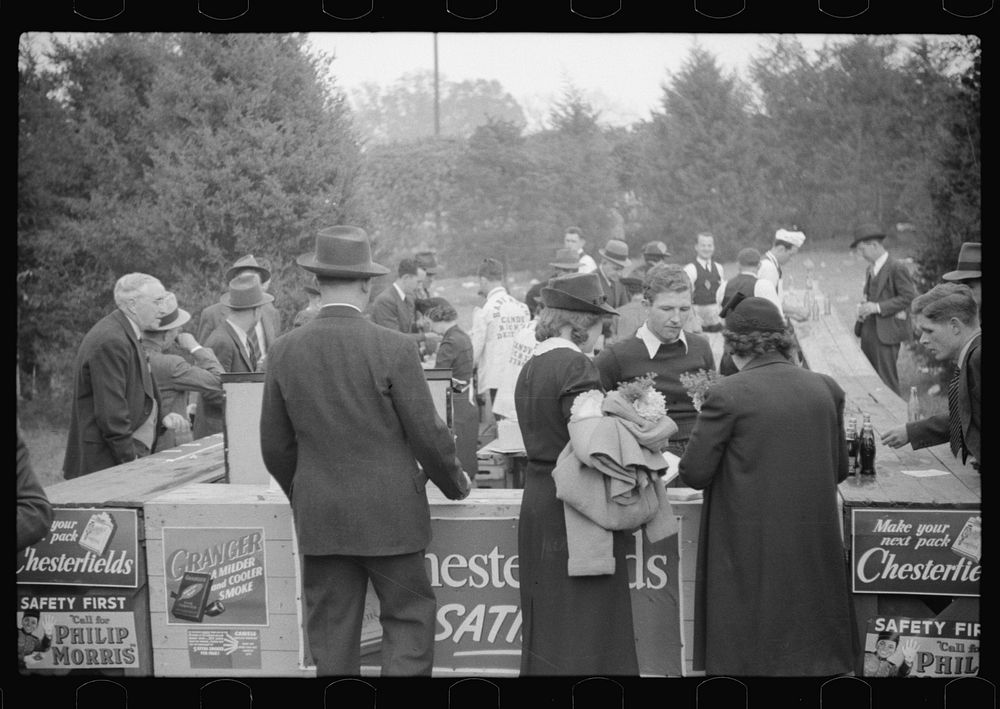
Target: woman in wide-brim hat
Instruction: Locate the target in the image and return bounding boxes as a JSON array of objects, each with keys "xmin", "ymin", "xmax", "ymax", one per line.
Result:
[{"xmin": 511, "ymin": 273, "xmax": 638, "ymax": 676}]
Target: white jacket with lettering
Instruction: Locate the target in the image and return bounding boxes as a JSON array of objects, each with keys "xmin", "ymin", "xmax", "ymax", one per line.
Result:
[{"xmin": 470, "ymin": 287, "xmax": 530, "ymax": 394}]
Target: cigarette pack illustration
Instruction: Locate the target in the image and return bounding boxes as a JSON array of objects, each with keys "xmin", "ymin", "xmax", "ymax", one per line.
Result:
[
  {"xmin": 78, "ymin": 511, "xmax": 117, "ymax": 556},
  {"xmin": 170, "ymin": 571, "xmax": 214, "ymax": 622},
  {"xmin": 951, "ymin": 516, "xmax": 981, "ymax": 563}
]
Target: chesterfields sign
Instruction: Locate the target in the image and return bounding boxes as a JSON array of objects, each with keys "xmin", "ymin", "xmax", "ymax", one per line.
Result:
[
  {"xmin": 851, "ymin": 508, "xmax": 981, "ymax": 596},
  {"xmin": 17, "ymin": 508, "xmax": 139, "ymax": 588}
]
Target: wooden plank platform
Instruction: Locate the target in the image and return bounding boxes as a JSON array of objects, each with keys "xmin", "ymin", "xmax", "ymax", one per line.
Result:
[
  {"xmin": 45, "ymin": 434, "xmax": 228, "ymax": 507},
  {"xmin": 793, "ymin": 307, "xmax": 980, "ymax": 508}
]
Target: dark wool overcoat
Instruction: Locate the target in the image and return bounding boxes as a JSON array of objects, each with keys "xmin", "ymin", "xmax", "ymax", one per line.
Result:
[
  {"xmin": 679, "ymin": 352, "xmax": 857, "ymax": 676},
  {"xmin": 260, "ymin": 306, "xmax": 467, "ymax": 556},
  {"xmin": 63, "ymin": 310, "xmax": 163, "ymax": 479}
]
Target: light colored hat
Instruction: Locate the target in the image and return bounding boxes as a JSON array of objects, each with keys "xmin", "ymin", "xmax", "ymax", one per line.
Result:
[
  {"xmin": 598, "ymin": 239, "xmax": 630, "ymax": 267},
  {"xmin": 942, "ymin": 242, "xmax": 981, "ymax": 281},
  {"xmin": 775, "ymin": 228, "xmax": 806, "ymax": 248},
  {"xmin": 221, "ymin": 272, "xmax": 276, "ymax": 309},
  {"xmin": 145, "ymin": 293, "xmax": 192, "ymax": 331}
]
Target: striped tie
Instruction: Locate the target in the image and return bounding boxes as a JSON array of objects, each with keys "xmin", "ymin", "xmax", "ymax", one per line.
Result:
[
  {"xmin": 948, "ymin": 364, "xmax": 963, "ymax": 461},
  {"xmin": 246, "ymin": 327, "xmax": 260, "ymax": 371}
]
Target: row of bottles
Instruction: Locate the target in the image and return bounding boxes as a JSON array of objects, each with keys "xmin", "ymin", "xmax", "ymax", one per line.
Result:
[
  {"xmin": 845, "ymin": 413, "xmax": 877, "ymax": 477},
  {"xmin": 845, "ymin": 389, "xmax": 920, "ymax": 479}
]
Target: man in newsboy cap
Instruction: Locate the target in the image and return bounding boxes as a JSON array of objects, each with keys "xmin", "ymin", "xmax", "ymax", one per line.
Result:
[{"xmin": 260, "ymin": 226, "xmax": 470, "ymax": 677}]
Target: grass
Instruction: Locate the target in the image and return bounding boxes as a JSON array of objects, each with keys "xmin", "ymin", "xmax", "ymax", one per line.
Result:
[{"xmin": 17, "ymin": 243, "xmax": 947, "ymax": 487}]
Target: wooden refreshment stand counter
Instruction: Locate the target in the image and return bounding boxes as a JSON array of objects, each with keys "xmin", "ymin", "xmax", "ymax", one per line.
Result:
[{"xmin": 23, "ymin": 309, "xmax": 979, "ymax": 679}]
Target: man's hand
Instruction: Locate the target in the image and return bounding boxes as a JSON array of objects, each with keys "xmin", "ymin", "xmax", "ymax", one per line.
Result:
[
  {"xmin": 163, "ymin": 412, "xmax": 191, "ymax": 433},
  {"xmin": 857, "ymin": 301, "xmax": 880, "ymax": 318},
  {"xmin": 458, "ymin": 470, "xmax": 472, "ymax": 500},
  {"xmin": 41, "ymin": 614, "xmax": 54, "ymax": 637},
  {"xmin": 176, "ymin": 332, "xmax": 199, "ymax": 352},
  {"xmin": 424, "ymin": 331, "xmax": 442, "ymax": 347},
  {"xmin": 900, "ymin": 637, "xmax": 919, "ymax": 665},
  {"xmin": 881, "ymin": 425, "xmax": 910, "ymax": 449}
]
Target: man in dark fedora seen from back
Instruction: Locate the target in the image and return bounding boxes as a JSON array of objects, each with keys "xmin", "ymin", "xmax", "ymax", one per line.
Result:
[
  {"xmin": 260, "ymin": 225, "xmax": 471, "ymax": 676},
  {"xmin": 851, "ymin": 223, "xmax": 917, "ymax": 395}
]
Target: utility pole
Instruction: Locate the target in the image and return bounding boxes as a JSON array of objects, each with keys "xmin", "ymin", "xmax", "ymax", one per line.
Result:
[
  {"xmin": 433, "ymin": 33, "xmax": 440, "ymax": 138},
  {"xmin": 433, "ymin": 34, "xmax": 441, "ymax": 241}
]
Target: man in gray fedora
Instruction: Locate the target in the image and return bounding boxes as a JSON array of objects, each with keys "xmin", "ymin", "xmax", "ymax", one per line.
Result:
[
  {"xmin": 260, "ymin": 225, "xmax": 471, "ymax": 676},
  {"xmin": 194, "ymin": 273, "xmax": 274, "ymax": 439},
  {"xmin": 942, "ymin": 241, "xmax": 981, "ymax": 317},
  {"xmin": 196, "ymin": 254, "xmax": 282, "ymax": 347},
  {"xmin": 596, "ymin": 238, "xmax": 631, "ymax": 309}
]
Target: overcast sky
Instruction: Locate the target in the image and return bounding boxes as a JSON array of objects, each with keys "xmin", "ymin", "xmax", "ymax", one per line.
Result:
[
  {"xmin": 27, "ymin": 32, "xmax": 939, "ymax": 130},
  {"xmin": 309, "ymin": 33, "xmax": 897, "ymax": 128}
]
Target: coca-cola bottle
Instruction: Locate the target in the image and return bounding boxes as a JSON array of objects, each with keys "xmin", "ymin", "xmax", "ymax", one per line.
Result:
[
  {"xmin": 845, "ymin": 415, "xmax": 858, "ymax": 475},
  {"xmin": 859, "ymin": 413, "xmax": 877, "ymax": 477},
  {"xmin": 907, "ymin": 386, "xmax": 921, "ymax": 422}
]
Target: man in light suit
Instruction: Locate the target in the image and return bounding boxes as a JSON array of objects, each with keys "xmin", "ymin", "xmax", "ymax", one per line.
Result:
[
  {"xmin": 260, "ymin": 225, "xmax": 471, "ymax": 676},
  {"xmin": 882, "ymin": 283, "xmax": 981, "ymax": 468},
  {"xmin": 63, "ymin": 273, "xmax": 178, "ymax": 478},
  {"xmin": 852, "ymin": 223, "xmax": 917, "ymax": 395},
  {"xmin": 194, "ymin": 273, "xmax": 273, "ymax": 439}
]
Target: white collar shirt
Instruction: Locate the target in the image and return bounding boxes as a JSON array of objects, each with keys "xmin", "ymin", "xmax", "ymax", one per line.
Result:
[{"xmin": 636, "ymin": 324, "xmax": 689, "ymax": 359}]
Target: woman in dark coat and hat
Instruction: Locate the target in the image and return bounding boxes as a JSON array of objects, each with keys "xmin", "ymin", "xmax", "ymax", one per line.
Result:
[
  {"xmin": 513, "ymin": 272, "xmax": 638, "ymax": 675},
  {"xmin": 423, "ymin": 297, "xmax": 479, "ymax": 479},
  {"xmin": 679, "ymin": 294, "xmax": 857, "ymax": 676}
]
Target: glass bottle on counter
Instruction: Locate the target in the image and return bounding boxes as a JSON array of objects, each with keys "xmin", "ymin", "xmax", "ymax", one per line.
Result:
[
  {"xmin": 845, "ymin": 415, "xmax": 858, "ymax": 475},
  {"xmin": 907, "ymin": 386, "xmax": 921, "ymax": 422},
  {"xmin": 859, "ymin": 413, "xmax": 877, "ymax": 477}
]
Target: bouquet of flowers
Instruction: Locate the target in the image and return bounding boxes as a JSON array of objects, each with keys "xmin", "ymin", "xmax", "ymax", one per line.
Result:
[
  {"xmin": 614, "ymin": 372, "xmax": 668, "ymax": 423},
  {"xmin": 679, "ymin": 368, "xmax": 722, "ymax": 412}
]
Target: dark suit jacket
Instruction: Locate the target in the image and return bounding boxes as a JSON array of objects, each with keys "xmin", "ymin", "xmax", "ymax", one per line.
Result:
[
  {"xmin": 596, "ymin": 268, "xmax": 629, "ymax": 308},
  {"xmin": 63, "ymin": 310, "xmax": 163, "ymax": 479},
  {"xmin": 144, "ymin": 340, "xmax": 224, "ymax": 450},
  {"xmin": 260, "ymin": 306, "xmax": 467, "ymax": 556},
  {"xmin": 906, "ymin": 333, "xmax": 981, "ymax": 464},
  {"xmin": 678, "ymin": 352, "xmax": 855, "ymax": 675},
  {"xmin": 861, "ymin": 255, "xmax": 917, "ymax": 345},
  {"xmin": 194, "ymin": 321, "xmax": 255, "ymax": 438},
  {"xmin": 368, "ymin": 283, "xmax": 421, "ymax": 339},
  {"xmin": 196, "ymin": 300, "xmax": 281, "ymax": 347},
  {"xmin": 18, "ymin": 429, "xmax": 53, "ymax": 551}
]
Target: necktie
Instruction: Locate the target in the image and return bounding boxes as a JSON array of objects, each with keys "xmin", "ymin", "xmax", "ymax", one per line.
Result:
[
  {"xmin": 948, "ymin": 364, "xmax": 964, "ymax": 461},
  {"xmin": 246, "ymin": 326, "xmax": 260, "ymax": 371}
]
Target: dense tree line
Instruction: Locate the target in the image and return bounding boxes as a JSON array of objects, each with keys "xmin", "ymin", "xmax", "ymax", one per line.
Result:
[{"xmin": 18, "ymin": 33, "xmax": 979, "ymax": 398}]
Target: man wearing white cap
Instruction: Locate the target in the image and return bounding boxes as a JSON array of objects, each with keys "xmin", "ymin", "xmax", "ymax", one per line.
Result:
[{"xmin": 758, "ymin": 227, "xmax": 808, "ymax": 321}]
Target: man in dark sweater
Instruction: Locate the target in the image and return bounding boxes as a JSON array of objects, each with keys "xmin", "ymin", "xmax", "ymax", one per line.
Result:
[{"xmin": 595, "ymin": 263, "xmax": 716, "ymax": 456}]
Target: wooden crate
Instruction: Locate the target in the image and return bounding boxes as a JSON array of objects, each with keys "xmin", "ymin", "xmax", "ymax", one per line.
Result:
[{"xmin": 143, "ymin": 484, "xmax": 313, "ymax": 677}]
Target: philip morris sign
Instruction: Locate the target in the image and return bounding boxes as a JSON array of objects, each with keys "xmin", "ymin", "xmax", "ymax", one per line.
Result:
[
  {"xmin": 851, "ymin": 508, "xmax": 981, "ymax": 596},
  {"xmin": 17, "ymin": 508, "xmax": 139, "ymax": 588}
]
